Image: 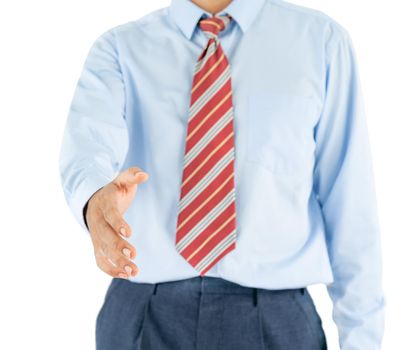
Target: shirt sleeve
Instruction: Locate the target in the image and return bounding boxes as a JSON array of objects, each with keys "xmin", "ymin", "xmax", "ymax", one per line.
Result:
[
  {"xmin": 58, "ymin": 28, "xmax": 129, "ymax": 235},
  {"xmin": 312, "ymin": 25, "xmax": 386, "ymax": 349}
]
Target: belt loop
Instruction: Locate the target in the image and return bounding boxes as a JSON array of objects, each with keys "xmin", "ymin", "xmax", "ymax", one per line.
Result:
[
  {"xmin": 253, "ymin": 288, "xmax": 258, "ymax": 307},
  {"xmin": 300, "ymin": 287, "xmax": 305, "ymax": 295},
  {"xmin": 153, "ymin": 283, "xmax": 158, "ymax": 295}
]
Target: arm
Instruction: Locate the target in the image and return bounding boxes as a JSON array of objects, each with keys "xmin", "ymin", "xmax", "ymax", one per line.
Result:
[
  {"xmin": 59, "ymin": 29, "xmax": 129, "ymax": 234},
  {"xmin": 313, "ymin": 25, "xmax": 386, "ymax": 349}
]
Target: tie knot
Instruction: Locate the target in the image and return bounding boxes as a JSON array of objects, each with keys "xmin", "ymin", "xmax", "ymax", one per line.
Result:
[{"xmin": 198, "ymin": 14, "xmax": 232, "ymax": 40}]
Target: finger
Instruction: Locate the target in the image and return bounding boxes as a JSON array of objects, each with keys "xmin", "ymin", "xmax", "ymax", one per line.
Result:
[
  {"xmin": 95, "ymin": 251, "xmax": 129, "ymax": 278},
  {"xmin": 90, "ymin": 218, "xmax": 138, "ymax": 278},
  {"xmin": 106, "ymin": 249, "xmax": 139, "ymax": 277},
  {"xmin": 115, "ymin": 166, "xmax": 149, "ymax": 187},
  {"xmin": 101, "ymin": 227, "xmax": 136, "ymax": 262},
  {"xmin": 102, "ymin": 206, "xmax": 132, "ymax": 237},
  {"xmin": 91, "ymin": 216, "xmax": 121, "ymax": 255},
  {"xmin": 95, "ymin": 241, "xmax": 139, "ymax": 278},
  {"xmin": 90, "ymin": 212, "xmax": 120, "ymax": 247},
  {"xmin": 97, "ymin": 230, "xmax": 138, "ymax": 261},
  {"xmin": 96, "ymin": 220, "xmax": 139, "ymax": 277}
]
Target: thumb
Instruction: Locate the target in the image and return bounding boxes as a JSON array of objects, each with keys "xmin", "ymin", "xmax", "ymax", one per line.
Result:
[{"xmin": 116, "ymin": 166, "xmax": 149, "ymax": 187}]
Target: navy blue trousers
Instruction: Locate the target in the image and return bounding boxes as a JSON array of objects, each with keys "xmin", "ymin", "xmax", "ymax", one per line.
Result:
[{"xmin": 96, "ymin": 276, "xmax": 327, "ymax": 349}]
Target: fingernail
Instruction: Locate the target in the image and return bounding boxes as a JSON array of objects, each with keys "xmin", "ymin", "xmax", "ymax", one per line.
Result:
[
  {"xmin": 124, "ymin": 265, "xmax": 133, "ymax": 275},
  {"xmin": 122, "ymin": 248, "xmax": 131, "ymax": 258},
  {"xmin": 120, "ymin": 227, "xmax": 127, "ymax": 236},
  {"xmin": 118, "ymin": 272, "xmax": 128, "ymax": 278}
]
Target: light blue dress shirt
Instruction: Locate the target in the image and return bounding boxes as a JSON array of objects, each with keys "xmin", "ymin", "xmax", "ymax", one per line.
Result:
[{"xmin": 58, "ymin": 0, "xmax": 385, "ymax": 348}]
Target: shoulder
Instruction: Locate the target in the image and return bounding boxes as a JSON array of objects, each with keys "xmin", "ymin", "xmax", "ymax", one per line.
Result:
[
  {"xmin": 267, "ymin": 0, "xmax": 350, "ymax": 42},
  {"xmin": 95, "ymin": 6, "xmax": 169, "ymax": 42}
]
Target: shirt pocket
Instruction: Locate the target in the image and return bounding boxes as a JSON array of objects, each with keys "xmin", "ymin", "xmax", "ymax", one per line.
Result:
[{"xmin": 246, "ymin": 91, "xmax": 317, "ymax": 182}]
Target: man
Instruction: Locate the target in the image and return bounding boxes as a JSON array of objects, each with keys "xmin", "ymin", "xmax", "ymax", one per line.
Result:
[{"xmin": 59, "ymin": 0, "xmax": 385, "ymax": 349}]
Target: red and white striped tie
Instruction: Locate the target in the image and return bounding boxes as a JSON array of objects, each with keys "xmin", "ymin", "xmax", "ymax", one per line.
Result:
[{"xmin": 175, "ymin": 14, "xmax": 237, "ymax": 276}]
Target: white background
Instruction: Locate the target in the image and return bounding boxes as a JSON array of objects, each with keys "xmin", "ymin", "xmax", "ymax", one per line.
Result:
[{"xmin": 0, "ymin": 0, "xmax": 415, "ymax": 349}]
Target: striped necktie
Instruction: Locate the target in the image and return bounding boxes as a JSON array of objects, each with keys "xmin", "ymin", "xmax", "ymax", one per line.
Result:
[{"xmin": 175, "ymin": 14, "xmax": 237, "ymax": 276}]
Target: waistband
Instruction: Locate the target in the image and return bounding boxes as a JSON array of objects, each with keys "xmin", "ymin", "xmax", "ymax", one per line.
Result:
[{"xmin": 151, "ymin": 276, "xmax": 306, "ymax": 307}]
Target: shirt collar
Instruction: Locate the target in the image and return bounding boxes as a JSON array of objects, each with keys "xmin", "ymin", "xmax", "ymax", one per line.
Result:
[{"xmin": 168, "ymin": 0, "xmax": 266, "ymax": 40}]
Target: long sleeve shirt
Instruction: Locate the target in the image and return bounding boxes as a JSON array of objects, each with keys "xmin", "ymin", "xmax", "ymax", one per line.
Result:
[{"xmin": 58, "ymin": 0, "xmax": 385, "ymax": 348}]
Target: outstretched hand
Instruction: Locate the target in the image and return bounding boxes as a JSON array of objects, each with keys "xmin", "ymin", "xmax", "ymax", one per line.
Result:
[{"xmin": 85, "ymin": 166, "xmax": 149, "ymax": 279}]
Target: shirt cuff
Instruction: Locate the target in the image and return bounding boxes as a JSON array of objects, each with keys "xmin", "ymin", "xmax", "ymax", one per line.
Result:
[{"xmin": 68, "ymin": 172, "xmax": 115, "ymax": 235}]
